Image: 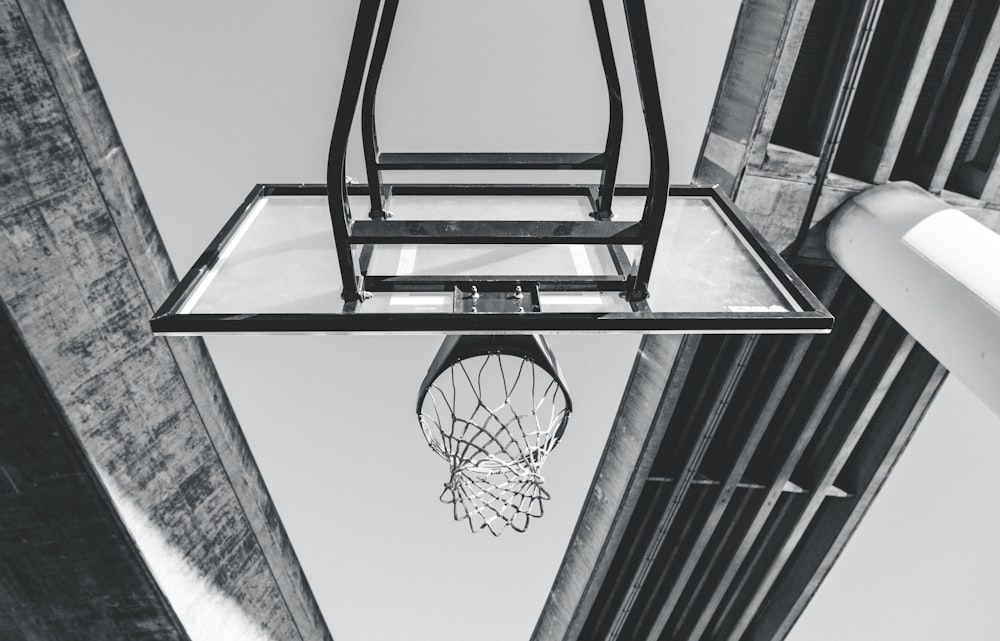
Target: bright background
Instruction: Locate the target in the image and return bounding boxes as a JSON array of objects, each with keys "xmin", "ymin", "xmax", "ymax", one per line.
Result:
[{"xmin": 64, "ymin": 2, "xmax": 1000, "ymax": 640}]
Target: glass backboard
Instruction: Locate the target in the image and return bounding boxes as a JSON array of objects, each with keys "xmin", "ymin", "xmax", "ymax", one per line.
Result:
[{"xmin": 151, "ymin": 184, "xmax": 831, "ymax": 335}]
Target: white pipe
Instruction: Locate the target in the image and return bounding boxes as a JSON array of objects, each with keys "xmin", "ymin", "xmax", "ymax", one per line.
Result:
[{"xmin": 827, "ymin": 181, "xmax": 1000, "ymax": 418}]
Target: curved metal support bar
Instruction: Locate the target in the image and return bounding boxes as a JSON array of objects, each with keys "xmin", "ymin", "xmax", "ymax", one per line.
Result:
[
  {"xmin": 327, "ymin": 0, "xmax": 383, "ymax": 301},
  {"xmin": 361, "ymin": 0, "xmax": 400, "ymax": 219},
  {"xmin": 590, "ymin": 0, "xmax": 624, "ymax": 217},
  {"xmin": 417, "ymin": 335, "xmax": 573, "ymax": 419},
  {"xmin": 622, "ymin": 0, "xmax": 670, "ymax": 299}
]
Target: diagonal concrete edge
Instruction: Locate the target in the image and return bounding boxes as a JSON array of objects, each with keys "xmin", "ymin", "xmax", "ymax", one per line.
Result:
[
  {"xmin": 531, "ymin": 334, "xmax": 701, "ymax": 641},
  {"xmin": 1, "ymin": 1, "xmax": 333, "ymax": 639}
]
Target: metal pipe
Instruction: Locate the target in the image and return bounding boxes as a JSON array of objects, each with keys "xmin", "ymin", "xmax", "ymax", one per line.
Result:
[
  {"xmin": 622, "ymin": 0, "xmax": 671, "ymax": 300},
  {"xmin": 828, "ymin": 181, "xmax": 1000, "ymax": 418},
  {"xmin": 361, "ymin": 0, "xmax": 400, "ymax": 219},
  {"xmin": 590, "ymin": 0, "xmax": 625, "ymax": 217},
  {"xmin": 326, "ymin": 0, "xmax": 384, "ymax": 301}
]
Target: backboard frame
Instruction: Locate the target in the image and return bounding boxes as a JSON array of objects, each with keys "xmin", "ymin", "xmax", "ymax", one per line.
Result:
[{"xmin": 150, "ymin": 182, "xmax": 833, "ymax": 335}]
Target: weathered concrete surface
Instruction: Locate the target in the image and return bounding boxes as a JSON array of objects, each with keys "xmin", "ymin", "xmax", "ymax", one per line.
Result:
[
  {"xmin": 0, "ymin": 1, "xmax": 331, "ymax": 639},
  {"xmin": 927, "ymin": 7, "xmax": 1000, "ymax": 193},
  {"xmin": 736, "ymin": 167, "xmax": 1000, "ymax": 252},
  {"xmin": 530, "ymin": 335, "xmax": 697, "ymax": 641},
  {"xmin": 694, "ymin": 0, "xmax": 805, "ymax": 194},
  {"xmin": 745, "ymin": 0, "xmax": 817, "ymax": 168},
  {"xmin": 733, "ymin": 171, "xmax": 814, "ymax": 250},
  {"xmin": 0, "ymin": 301, "xmax": 189, "ymax": 641},
  {"xmin": 870, "ymin": 0, "xmax": 955, "ymax": 183},
  {"xmin": 697, "ymin": 0, "xmax": 1000, "ymax": 251}
]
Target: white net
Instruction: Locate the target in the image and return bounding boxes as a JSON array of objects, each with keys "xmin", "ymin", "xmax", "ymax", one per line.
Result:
[{"xmin": 418, "ymin": 351, "xmax": 571, "ymax": 535}]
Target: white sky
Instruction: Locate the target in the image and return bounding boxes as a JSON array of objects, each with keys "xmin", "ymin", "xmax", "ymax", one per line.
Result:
[{"xmin": 64, "ymin": 1, "xmax": 1000, "ymax": 640}]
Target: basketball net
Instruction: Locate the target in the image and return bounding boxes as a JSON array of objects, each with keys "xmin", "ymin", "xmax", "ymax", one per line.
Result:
[{"xmin": 418, "ymin": 352, "xmax": 570, "ymax": 535}]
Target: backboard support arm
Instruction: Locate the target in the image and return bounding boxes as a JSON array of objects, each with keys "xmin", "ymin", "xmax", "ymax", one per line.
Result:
[
  {"xmin": 327, "ymin": 0, "xmax": 383, "ymax": 302},
  {"xmin": 361, "ymin": 0, "xmax": 399, "ymax": 220},
  {"xmin": 327, "ymin": 0, "xmax": 670, "ymax": 303},
  {"xmin": 622, "ymin": 0, "xmax": 670, "ymax": 301},
  {"xmin": 591, "ymin": 0, "xmax": 624, "ymax": 219}
]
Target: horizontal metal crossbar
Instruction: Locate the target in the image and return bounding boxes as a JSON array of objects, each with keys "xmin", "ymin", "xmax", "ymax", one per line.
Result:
[
  {"xmin": 361, "ymin": 275, "xmax": 628, "ymax": 293},
  {"xmin": 349, "ymin": 220, "xmax": 643, "ymax": 244},
  {"xmin": 152, "ymin": 312, "xmax": 836, "ymax": 335},
  {"xmin": 264, "ymin": 183, "xmax": 664, "ymax": 198},
  {"xmin": 376, "ymin": 152, "xmax": 607, "ymax": 170}
]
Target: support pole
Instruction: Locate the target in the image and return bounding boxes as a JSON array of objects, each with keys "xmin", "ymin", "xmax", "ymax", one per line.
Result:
[
  {"xmin": 622, "ymin": 0, "xmax": 670, "ymax": 300},
  {"xmin": 327, "ymin": 0, "xmax": 384, "ymax": 301}
]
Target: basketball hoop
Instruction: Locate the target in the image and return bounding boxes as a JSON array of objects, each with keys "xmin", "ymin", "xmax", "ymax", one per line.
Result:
[
  {"xmin": 150, "ymin": 0, "xmax": 833, "ymax": 539},
  {"xmin": 417, "ymin": 336, "xmax": 572, "ymax": 535}
]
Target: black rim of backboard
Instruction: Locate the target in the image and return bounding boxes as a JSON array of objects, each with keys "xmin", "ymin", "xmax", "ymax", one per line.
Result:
[{"xmin": 150, "ymin": 183, "xmax": 833, "ymax": 335}]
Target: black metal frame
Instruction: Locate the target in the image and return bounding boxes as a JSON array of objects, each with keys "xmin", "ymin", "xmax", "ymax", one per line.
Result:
[
  {"xmin": 150, "ymin": 183, "xmax": 834, "ymax": 335},
  {"xmin": 416, "ymin": 335, "xmax": 573, "ymax": 417},
  {"xmin": 327, "ymin": 0, "xmax": 668, "ymax": 303}
]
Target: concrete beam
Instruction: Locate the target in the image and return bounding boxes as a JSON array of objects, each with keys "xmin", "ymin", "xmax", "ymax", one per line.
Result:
[
  {"xmin": 685, "ymin": 281, "xmax": 884, "ymax": 641},
  {"xmin": 0, "ymin": 300, "xmax": 188, "ymax": 641},
  {"xmin": 0, "ymin": 1, "xmax": 330, "ymax": 639},
  {"xmin": 530, "ymin": 335, "xmax": 697, "ymax": 641},
  {"xmin": 727, "ymin": 332, "xmax": 919, "ymax": 641},
  {"xmin": 605, "ymin": 336, "xmax": 758, "ymax": 641},
  {"xmin": 871, "ymin": 0, "xmax": 955, "ymax": 183},
  {"xmin": 753, "ymin": 351, "xmax": 946, "ymax": 641},
  {"xmin": 746, "ymin": 0, "xmax": 818, "ymax": 170},
  {"xmin": 928, "ymin": 6, "xmax": 1000, "ymax": 192},
  {"xmin": 694, "ymin": 0, "xmax": 804, "ymax": 194},
  {"xmin": 972, "ymin": 69, "xmax": 1000, "ymax": 202},
  {"xmin": 639, "ymin": 336, "xmax": 810, "ymax": 641}
]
